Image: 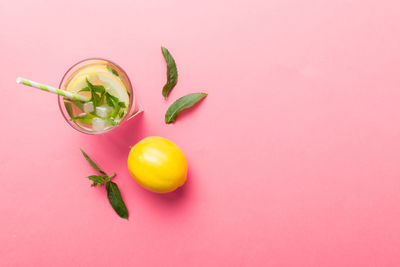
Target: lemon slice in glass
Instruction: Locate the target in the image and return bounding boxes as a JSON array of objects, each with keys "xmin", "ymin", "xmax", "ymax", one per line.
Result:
[{"xmin": 97, "ymin": 71, "xmax": 130, "ymax": 106}]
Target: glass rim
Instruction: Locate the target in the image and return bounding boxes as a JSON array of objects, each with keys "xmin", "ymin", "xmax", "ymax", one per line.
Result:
[{"xmin": 58, "ymin": 58, "xmax": 134, "ymax": 135}]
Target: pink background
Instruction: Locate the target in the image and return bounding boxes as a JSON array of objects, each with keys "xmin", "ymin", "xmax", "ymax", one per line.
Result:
[{"xmin": 1, "ymin": 0, "xmax": 400, "ymax": 266}]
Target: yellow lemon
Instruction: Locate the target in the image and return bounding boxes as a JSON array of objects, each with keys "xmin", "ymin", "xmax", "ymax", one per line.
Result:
[{"xmin": 127, "ymin": 136, "xmax": 188, "ymax": 193}]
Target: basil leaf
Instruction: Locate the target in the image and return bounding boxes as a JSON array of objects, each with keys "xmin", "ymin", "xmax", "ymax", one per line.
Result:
[
  {"xmin": 107, "ymin": 66, "xmax": 119, "ymax": 76},
  {"xmin": 106, "ymin": 181, "xmax": 129, "ymax": 219},
  {"xmin": 161, "ymin": 46, "xmax": 178, "ymax": 99},
  {"xmin": 165, "ymin": 93, "xmax": 207, "ymax": 124},
  {"xmin": 80, "ymin": 149, "xmax": 106, "ymax": 175},
  {"xmin": 88, "ymin": 175, "xmax": 106, "ymax": 187},
  {"xmin": 70, "ymin": 113, "xmax": 95, "ymax": 124}
]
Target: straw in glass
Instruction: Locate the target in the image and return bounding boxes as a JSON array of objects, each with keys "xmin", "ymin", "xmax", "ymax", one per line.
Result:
[{"xmin": 16, "ymin": 77, "xmax": 89, "ymax": 102}]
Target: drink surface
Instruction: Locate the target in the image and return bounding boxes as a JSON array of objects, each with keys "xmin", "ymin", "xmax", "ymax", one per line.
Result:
[{"xmin": 63, "ymin": 61, "xmax": 131, "ymax": 133}]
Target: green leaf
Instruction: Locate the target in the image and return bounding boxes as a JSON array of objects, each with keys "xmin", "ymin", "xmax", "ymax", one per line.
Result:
[
  {"xmin": 107, "ymin": 92, "xmax": 119, "ymax": 102},
  {"xmin": 161, "ymin": 46, "xmax": 178, "ymax": 99},
  {"xmin": 119, "ymin": 101, "xmax": 126, "ymax": 108},
  {"xmin": 108, "ymin": 173, "xmax": 116, "ymax": 180},
  {"xmin": 64, "ymin": 102, "xmax": 73, "ymax": 118},
  {"xmin": 106, "ymin": 181, "xmax": 129, "ymax": 219},
  {"xmin": 80, "ymin": 149, "xmax": 106, "ymax": 175},
  {"xmin": 165, "ymin": 93, "xmax": 207, "ymax": 124},
  {"xmin": 70, "ymin": 113, "xmax": 95, "ymax": 124},
  {"xmin": 86, "ymin": 77, "xmax": 94, "ymax": 88},
  {"xmin": 93, "ymin": 85, "xmax": 106, "ymax": 94},
  {"xmin": 88, "ymin": 175, "xmax": 106, "ymax": 187},
  {"xmin": 107, "ymin": 66, "xmax": 119, "ymax": 76},
  {"xmin": 64, "ymin": 98, "xmax": 85, "ymax": 111},
  {"xmin": 111, "ymin": 102, "xmax": 121, "ymax": 119},
  {"xmin": 108, "ymin": 118, "xmax": 119, "ymax": 126},
  {"xmin": 79, "ymin": 87, "xmax": 90, "ymax": 92},
  {"xmin": 105, "ymin": 93, "xmax": 114, "ymax": 107},
  {"xmin": 105, "ymin": 92, "xmax": 121, "ymax": 108},
  {"xmin": 82, "ymin": 84, "xmax": 105, "ymax": 94},
  {"xmin": 119, "ymin": 111, "xmax": 125, "ymax": 118},
  {"xmin": 86, "ymin": 78, "xmax": 105, "ymax": 107}
]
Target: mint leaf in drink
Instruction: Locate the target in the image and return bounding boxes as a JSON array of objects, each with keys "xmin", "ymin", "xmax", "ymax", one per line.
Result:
[
  {"xmin": 88, "ymin": 175, "xmax": 106, "ymax": 187},
  {"xmin": 105, "ymin": 92, "xmax": 115, "ymax": 107},
  {"xmin": 93, "ymin": 85, "xmax": 106, "ymax": 94},
  {"xmin": 79, "ymin": 87, "xmax": 90, "ymax": 92},
  {"xmin": 86, "ymin": 78, "xmax": 95, "ymax": 90},
  {"xmin": 105, "ymin": 93, "xmax": 114, "ymax": 107},
  {"xmin": 110, "ymin": 102, "xmax": 121, "ymax": 119},
  {"xmin": 161, "ymin": 46, "xmax": 178, "ymax": 99},
  {"xmin": 71, "ymin": 113, "xmax": 96, "ymax": 124},
  {"xmin": 106, "ymin": 181, "xmax": 129, "ymax": 219},
  {"xmin": 109, "ymin": 119, "xmax": 119, "ymax": 126},
  {"xmin": 104, "ymin": 92, "xmax": 126, "ymax": 119},
  {"xmin": 105, "ymin": 92, "xmax": 120, "ymax": 106},
  {"xmin": 105, "ymin": 92, "xmax": 123, "ymax": 108},
  {"xmin": 86, "ymin": 78, "xmax": 106, "ymax": 107},
  {"xmin": 82, "ymin": 83, "xmax": 105, "ymax": 95},
  {"xmin": 107, "ymin": 66, "xmax": 119, "ymax": 76},
  {"xmin": 64, "ymin": 98, "xmax": 85, "ymax": 111},
  {"xmin": 86, "ymin": 78, "xmax": 99, "ymax": 107},
  {"xmin": 65, "ymin": 102, "xmax": 73, "ymax": 118},
  {"xmin": 165, "ymin": 93, "xmax": 207, "ymax": 124},
  {"xmin": 80, "ymin": 149, "xmax": 106, "ymax": 175},
  {"xmin": 64, "ymin": 98, "xmax": 85, "ymax": 119}
]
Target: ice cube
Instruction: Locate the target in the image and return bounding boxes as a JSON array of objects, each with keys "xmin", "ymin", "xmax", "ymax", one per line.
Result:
[
  {"xmin": 92, "ymin": 117, "xmax": 106, "ymax": 132},
  {"xmin": 83, "ymin": 102, "xmax": 94, "ymax": 113},
  {"xmin": 96, "ymin": 105, "xmax": 111, "ymax": 118}
]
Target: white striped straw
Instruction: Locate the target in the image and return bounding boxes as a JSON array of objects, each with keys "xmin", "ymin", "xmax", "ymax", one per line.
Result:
[{"xmin": 16, "ymin": 77, "xmax": 90, "ymax": 102}]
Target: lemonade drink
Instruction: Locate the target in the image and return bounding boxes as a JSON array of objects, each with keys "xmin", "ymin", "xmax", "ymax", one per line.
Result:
[{"xmin": 61, "ymin": 60, "xmax": 131, "ymax": 133}]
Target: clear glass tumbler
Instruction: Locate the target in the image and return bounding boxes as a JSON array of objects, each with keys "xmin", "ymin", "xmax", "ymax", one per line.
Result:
[{"xmin": 58, "ymin": 58, "xmax": 142, "ymax": 134}]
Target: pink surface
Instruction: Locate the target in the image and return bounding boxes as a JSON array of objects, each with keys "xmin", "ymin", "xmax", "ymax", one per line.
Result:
[{"xmin": 1, "ymin": 0, "xmax": 400, "ymax": 266}]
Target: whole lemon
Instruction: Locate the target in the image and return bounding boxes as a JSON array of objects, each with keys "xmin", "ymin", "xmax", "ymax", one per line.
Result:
[{"xmin": 127, "ymin": 136, "xmax": 188, "ymax": 193}]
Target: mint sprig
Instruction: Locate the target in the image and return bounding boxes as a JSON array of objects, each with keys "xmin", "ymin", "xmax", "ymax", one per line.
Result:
[
  {"xmin": 80, "ymin": 149, "xmax": 129, "ymax": 220},
  {"xmin": 70, "ymin": 79, "xmax": 127, "ymax": 126}
]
